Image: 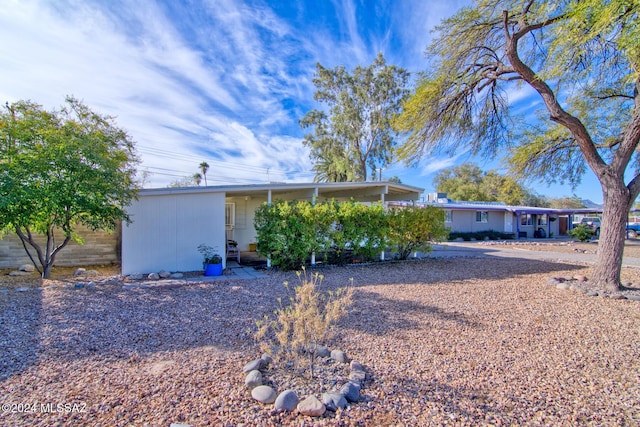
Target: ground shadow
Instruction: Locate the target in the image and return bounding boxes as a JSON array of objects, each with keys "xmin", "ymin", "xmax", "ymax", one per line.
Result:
[
  {"xmin": 0, "ymin": 281, "xmax": 282, "ymax": 380},
  {"xmin": 0, "ymin": 291, "xmax": 42, "ymax": 380},
  {"xmin": 342, "ymin": 290, "xmax": 481, "ymax": 336},
  {"xmin": 0, "ymin": 253, "xmax": 586, "ymax": 381}
]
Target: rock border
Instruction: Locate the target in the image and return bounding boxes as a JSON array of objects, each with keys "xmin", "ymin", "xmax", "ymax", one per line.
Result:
[
  {"xmin": 547, "ymin": 275, "xmax": 640, "ymax": 301},
  {"xmin": 242, "ymin": 348, "xmax": 368, "ymax": 418}
]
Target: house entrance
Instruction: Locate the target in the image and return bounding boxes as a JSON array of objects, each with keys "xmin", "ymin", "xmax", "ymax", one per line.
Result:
[{"xmin": 559, "ymin": 216, "xmax": 568, "ymax": 235}]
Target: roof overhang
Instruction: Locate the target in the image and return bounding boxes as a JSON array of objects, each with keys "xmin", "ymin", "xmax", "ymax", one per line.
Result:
[{"xmin": 137, "ymin": 181, "xmax": 424, "ymax": 203}]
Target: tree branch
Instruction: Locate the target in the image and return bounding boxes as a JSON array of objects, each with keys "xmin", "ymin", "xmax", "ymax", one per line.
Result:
[{"xmin": 502, "ymin": 9, "xmax": 608, "ymax": 179}]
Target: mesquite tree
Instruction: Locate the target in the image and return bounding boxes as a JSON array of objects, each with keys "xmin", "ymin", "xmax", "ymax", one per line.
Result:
[{"xmin": 394, "ymin": 0, "xmax": 640, "ymax": 291}]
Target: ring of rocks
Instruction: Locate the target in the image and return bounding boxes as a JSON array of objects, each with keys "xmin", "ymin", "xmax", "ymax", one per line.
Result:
[{"xmin": 242, "ymin": 346, "xmax": 368, "ymax": 417}]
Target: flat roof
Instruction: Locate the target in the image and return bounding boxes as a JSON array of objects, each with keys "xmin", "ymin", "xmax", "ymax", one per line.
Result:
[{"xmin": 137, "ymin": 181, "xmax": 425, "ymax": 202}]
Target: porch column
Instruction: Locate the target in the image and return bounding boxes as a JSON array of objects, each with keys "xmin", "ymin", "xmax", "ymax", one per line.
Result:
[
  {"xmin": 267, "ymin": 189, "xmax": 272, "ymax": 268},
  {"xmin": 380, "ymin": 186, "xmax": 386, "ymax": 261},
  {"xmin": 311, "ymin": 187, "xmax": 318, "ymax": 266}
]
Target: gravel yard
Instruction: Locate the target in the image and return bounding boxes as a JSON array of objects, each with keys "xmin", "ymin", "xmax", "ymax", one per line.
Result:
[{"xmin": 1, "ymin": 249, "xmax": 639, "ymax": 426}]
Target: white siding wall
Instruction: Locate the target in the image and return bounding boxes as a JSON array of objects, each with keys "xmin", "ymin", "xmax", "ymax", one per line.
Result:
[{"xmin": 122, "ymin": 192, "xmax": 226, "ymax": 275}]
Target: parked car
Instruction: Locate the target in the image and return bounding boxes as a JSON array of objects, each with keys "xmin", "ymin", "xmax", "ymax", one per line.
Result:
[
  {"xmin": 627, "ymin": 223, "xmax": 640, "ymax": 238},
  {"xmin": 580, "ymin": 217, "xmax": 601, "ymax": 237}
]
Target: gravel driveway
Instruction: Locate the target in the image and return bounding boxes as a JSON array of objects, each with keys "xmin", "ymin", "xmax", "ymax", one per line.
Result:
[{"xmin": 1, "ymin": 255, "xmax": 639, "ymax": 426}]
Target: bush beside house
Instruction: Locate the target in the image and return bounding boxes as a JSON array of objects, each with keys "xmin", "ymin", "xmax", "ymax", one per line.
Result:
[{"xmin": 253, "ymin": 200, "xmax": 448, "ymax": 270}]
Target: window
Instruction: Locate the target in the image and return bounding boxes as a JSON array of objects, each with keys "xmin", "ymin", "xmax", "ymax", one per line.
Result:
[
  {"xmin": 520, "ymin": 213, "xmax": 533, "ymax": 226},
  {"xmin": 476, "ymin": 211, "xmax": 488, "ymax": 223},
  {"xmin": 444, "ymin": 210, "xmax": 452, "ymax": 223},
  {"xmin": 538, "ymin": 214, "xmax": 548, "ymax": 226}
]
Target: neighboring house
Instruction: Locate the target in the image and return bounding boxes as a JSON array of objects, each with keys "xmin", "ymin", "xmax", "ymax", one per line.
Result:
[
  {"xmin": 408, "ymin": 193, "xmax": 604, "ymax": 239},
  {"xmin": 121, "ymin": 182, "xmax": 423, "ymax": 275}
]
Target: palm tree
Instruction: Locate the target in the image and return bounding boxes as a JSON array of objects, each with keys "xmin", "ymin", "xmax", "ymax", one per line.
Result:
[
  {"xmin": 199, "ymin": 161, "xmax": 210, "ymax": 186},
  {"xmin": 193, "ymin": 173, "xmax": 202, "ymax": 186}
]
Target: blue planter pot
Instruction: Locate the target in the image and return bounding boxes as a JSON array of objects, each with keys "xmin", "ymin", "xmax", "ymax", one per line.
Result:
[{"xmin": 204, "ymin": 263, "xmax": 223, "ymax": 276}]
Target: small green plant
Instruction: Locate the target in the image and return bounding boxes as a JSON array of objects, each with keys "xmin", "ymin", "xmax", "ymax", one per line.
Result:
[
  {"xmin": 197, "ymin": 244, "xmax": 222, "ymax": 264},
  {"xmin": 388, "ymin": 206, "xmax": 449, "ymax": 259},
  {"xmin": 255, "ymin": 268, "xmax": 354, "ymax": 379},
  {"xmin": 568, "ymin": 224, "xmax": 594, "ymax": 242}
]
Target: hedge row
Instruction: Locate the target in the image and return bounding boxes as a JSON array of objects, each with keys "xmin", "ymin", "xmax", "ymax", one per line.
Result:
[
  {"xmin": 253, "ymin": 200, "xmax": 448, "ymax": 270},
  {"xmin": 448, "ymin": 230, "xmax": 516, "ymax": 241}
]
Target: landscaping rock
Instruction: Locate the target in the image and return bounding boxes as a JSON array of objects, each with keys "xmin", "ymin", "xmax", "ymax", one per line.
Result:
[
  {"xmin": 309, "ymin": 343, "xmax": 331, "ymax": 358},
  {"xmin": 322, "ymin": 392, "xmax": 348, "ymax": 411},
  {"xmin": 159, "ymin": 270, "xmax": 171, "ymax": 278},
  {"xmin": 170, "ymin": 272, "xmax": 184, "ymax": 279},
  {"xmin": 349, "ymin": 369, "xmax": 366, "ymax": 384},
  {"xmin": 556, "ymin": 282, "xmax": 570, "ymax": 290},
  {"xmin": 242, "ymin": 358, "xmax": 265, "ymax": 373},
  {"xmin": 350, "ymin": 360, "xmax": 364, "ymax": 371},
  {"xmin": 148, "ymin": 273, "xmax": 160, "ymax": 280},
  {"xmin": 18, "ymin": 264, "xmax": 35, "ymax": 272},
  {"xmin": 573, "ymin": 275, "xmax": 588, "ymax": 282},
  {"xmin": 251, "ymin": 385, "xmax": 276, "ymax": 404},
  {"xmin": 331, "ymin": 349, "xmax": 348, "ymax": 363},
  {"xmin": 245, "ymin": 370, "xmax": 263, "ymax": 389},
  {"xmin": 73, "ymin": 268, "xmax": 86, "ymax": 276},
  {"xmin": 84, "ymin": 269, "xmax": 99, "ymax": 277},
  {"xmin": 297, "ymin": 395, "xmax": 325, "ymax": 417},
  {"xmin": 260, "ymin": 353, "xmax": 273, "ymax": 366},
  {"xmin": 9, "ymin": 271, "xmax": 33, "ymax": 277},
  {"xmin": 128, "ymin": 273, "xmax": 144, "ymax": 280},
  {"xmin": 274, "ymin": 389, "xmax": 299, "ymax": 412},
  {"xmin": 340, "ymin": 381, "xmax": 361, "ymax": 402}
]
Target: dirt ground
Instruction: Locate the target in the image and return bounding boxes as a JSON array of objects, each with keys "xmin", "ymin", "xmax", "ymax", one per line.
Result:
[
  {"xmin": 475, "ymin": 239, "xmax": 640, "ymax": 257},
  {"xmin": 2, "ymin": 239, "xmax": 640, "ymax": 290},
  {"xmin": 1, "ymin": 256, "xmax": 638, "ymax": 426},
  {"xmin": 0, "ymin": 264, "xmax": 121, "ymax": 290}
]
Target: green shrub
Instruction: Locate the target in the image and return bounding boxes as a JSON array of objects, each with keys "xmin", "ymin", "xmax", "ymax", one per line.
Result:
[
  {"xmin": 331, "ymin": 201, "xmax": 388, "ymax": 263},
  {"xmin": 568, "ymin": 224, "xmax": 594, "ymax": 242},
  {"xmin": 448, "ymin": 230, "xmax": 516, "ymax": 241},
  {"xmin": 388, "ymin": 206, "xmax": 449, "ymax": 259},
  {"xmin": 254, "ymin": 200, "xmax": 449, "ymax": 269},
  {"xmin": 254, "ymin": 200, "xmax": 316, "ymax": 270}
]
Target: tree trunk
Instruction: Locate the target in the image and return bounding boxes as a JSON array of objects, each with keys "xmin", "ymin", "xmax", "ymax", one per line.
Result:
[
  {"xmin": 592, "ymin": 186, "xmax": 632, "ymax": 291},
  {"xmin": 359, "ymin": 158, "xmax": 367, "ymax": 181}
]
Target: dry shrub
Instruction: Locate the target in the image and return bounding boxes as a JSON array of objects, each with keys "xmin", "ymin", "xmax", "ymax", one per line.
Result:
[{"xmin": 255, "ymin": 267, "xmax": 354, "ymax": 379}]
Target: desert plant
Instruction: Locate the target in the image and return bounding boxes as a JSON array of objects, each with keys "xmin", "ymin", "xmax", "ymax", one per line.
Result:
[
  {"xmin": 255, "ymin": 268, "xmax": 354, "ymax": 379},
  {"xmin": 329, "ymin": 201, "xmax": 388, "ymax": 263},
  {"xmin": 388, "ymin": 206, "xmax": 449, "ymax": 259},
  {"xmin": 568, "ymin": 224, "xmax": 594, "ymax": 242},
  {"xmin": 197, "ymin": 244, "xmax": 222, "ymax": 264},
  {"xmin": 253, "ymin": 200, "xmax": 318, "ymax": 270}
]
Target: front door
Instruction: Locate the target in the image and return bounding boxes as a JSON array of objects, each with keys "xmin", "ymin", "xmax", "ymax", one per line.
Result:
[
  {"xmin": 559, "ymin": 216, "xmax": 568, "ymax": 235},
  {"xmin": 504, "ymin": 212, "xmax": 513, "ymax": 233}
]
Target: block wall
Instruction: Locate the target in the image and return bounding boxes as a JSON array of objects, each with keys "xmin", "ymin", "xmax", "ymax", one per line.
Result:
[{"xmin": 0, "ymin": 224, "xmax": 120, "ymax": 269}]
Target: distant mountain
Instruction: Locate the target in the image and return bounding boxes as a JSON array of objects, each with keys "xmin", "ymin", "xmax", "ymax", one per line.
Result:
[{"xmin": 582, "ymin": 199, "xmax": 603, "ymax": 209}]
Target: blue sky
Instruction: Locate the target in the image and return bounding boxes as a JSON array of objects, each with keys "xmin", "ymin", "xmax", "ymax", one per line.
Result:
[{"xmin": 0, "ymin": 0, "xmax": 604, "ymax": 203}]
